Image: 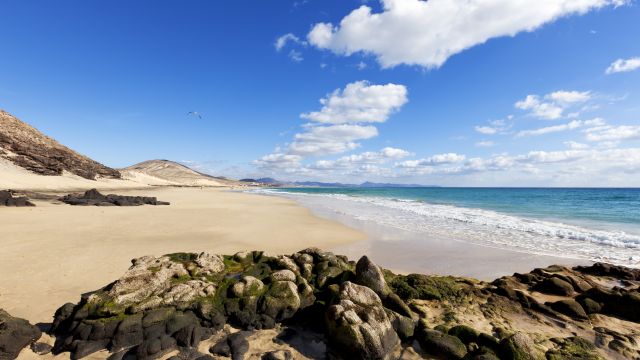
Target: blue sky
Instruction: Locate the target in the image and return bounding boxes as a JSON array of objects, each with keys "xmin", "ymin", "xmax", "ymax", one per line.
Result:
[{"xmin": 1, "ymin": 0, "xmax": 639, "ymax": 186}]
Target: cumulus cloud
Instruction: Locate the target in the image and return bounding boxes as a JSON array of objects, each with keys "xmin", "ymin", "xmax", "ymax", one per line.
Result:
[
  {"xmin": 606, "ymin": 57, "xmax": 640, "ymax": 74},
  {"xmin": 396, "ymin": 153, "xmax": 466, "ymax": 168},
  {"xmin": 306, "ymin": 0, "xmax": 626, "ymax": 69},
  {"xmin": 309, "ymin": 147, "xmax": 411, "ymax": 170},
  {"xmin": 254, "ymin": 153, "xmax": 302, "ymax": 170},
  {"xmin": 301, "ymin": 81, "xmax": 408, "ymax": 124},
  {"xmin": 289, "ymin": 124, "xmax": 378, "ymax": 156},
  {"xmin": 515, "ymin": 90, "xmax": 591, "ymax": 120},
  {"xmin": 516, "ymin": 118, "xmax": 604, "ymax": 137},
  {"xmin": 585, "ymin": 125, "xmax": 640, "ymax": 142},
  {"xmin": 256, "ymin": 81, "xmax": 410, "ymax": 172}
]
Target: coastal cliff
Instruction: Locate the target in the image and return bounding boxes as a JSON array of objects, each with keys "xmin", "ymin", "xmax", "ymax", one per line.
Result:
[{"xmin": 3, "ymin": 249, "xmax": 639, "ymax": 359}]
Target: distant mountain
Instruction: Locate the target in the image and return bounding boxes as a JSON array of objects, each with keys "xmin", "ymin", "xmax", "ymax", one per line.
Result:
[
  {"xmin": 121, "ymin": 160, "xmax": 242, "ymax": 187},
  {"xmin": 0, "ymin": 110, "xmax": 121, "ymax": 180},
  {"xmin": 359, "ymin": 182, "xmax": 439, "ymax": 188},
  {"xmin": 249, "ymin": 177, "xmax": 439, "ymax": 188}
]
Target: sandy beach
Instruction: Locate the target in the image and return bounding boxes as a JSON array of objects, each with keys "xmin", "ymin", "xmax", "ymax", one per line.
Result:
[{"xmin": 0, "ymin": 187, "xmax": 365, "ymax": 325}]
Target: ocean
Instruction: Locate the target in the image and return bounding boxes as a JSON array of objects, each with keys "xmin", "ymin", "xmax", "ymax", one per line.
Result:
[{"xmin": 252, "ymin": 187, "xmax": 640, "ymax": 268}]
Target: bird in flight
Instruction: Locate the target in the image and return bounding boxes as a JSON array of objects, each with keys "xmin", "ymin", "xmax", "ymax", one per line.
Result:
[{"xmin": 188, "ymin": 111, "xmax": 202, "ymax": 119}]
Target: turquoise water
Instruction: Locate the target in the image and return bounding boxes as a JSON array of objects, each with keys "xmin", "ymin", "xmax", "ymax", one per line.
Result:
[
  {"xmin": 256, "ymin": 187, "xmax": 640, "ymax": 266},
  {"xmin": 273, "ymin": 187, "xmax": 640, "ymax": 233}
]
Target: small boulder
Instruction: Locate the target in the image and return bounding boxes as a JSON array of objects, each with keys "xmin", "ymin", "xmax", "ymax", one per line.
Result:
[
  {"xmin": 548, "ymin": 299, "xmax": 588, "ymax": 320},
  {"xmin": 355, "ymin": 256, "xmax": 391, "ymax": 298},
  {"xmin": 325, "ymin": 282, "xmax": 399, "ymax": 360},
  {"xmin": 416, "ymin": 326, "xmax": 467, "ymax": 359},
  {"xmin": 0, "ymin": 309, "xmax": 42, "ymax": 359},
  {"xmin": 533, "ymin": 277, "xmax": 574, "ymax": 296}
]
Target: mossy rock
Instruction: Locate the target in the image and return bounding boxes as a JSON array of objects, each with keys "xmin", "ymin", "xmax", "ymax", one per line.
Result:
[
  {"xmin": 545, "ymin": 337, "xmax": 603, "ymax": 360},
  {"xmin": 499, "ymin": 333, "xmax": 544, "ymax": 360},
  {"xmin": 388, "ymin": 273, "xmax": 461, "ymax": 301},
  {"xmin": 448, "ymin": 324, "xmax": 479, "ymax": 344},
  {"xmin": 417, "ymin": 328, "xmax": 467, "ymax": 359}
]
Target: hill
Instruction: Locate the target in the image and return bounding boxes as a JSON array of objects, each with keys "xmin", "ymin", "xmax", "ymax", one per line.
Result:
[
  {"xmin": 0, "ymin": 110, "xmax": 121, "ymax": 180},
  {"xmin": 121, "ymin": 160, "xmax": 243, "ymax": 187}
]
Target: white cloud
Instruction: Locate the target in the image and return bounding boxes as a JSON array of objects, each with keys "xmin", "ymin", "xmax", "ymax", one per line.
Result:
[
  {"xmin": 309, "ymin": 147, "xmax": 412, "ymax": 170},
  {"xmin": 254, "ymin": 153, "xmax": 302, "ymax": 170},
  {"xmin": 306, "ymin": 0, "xmax": 626, "ymax": 69},
  {"xmin": 606, "ymin": 57, "xmax": 640, "ymax": 74},
  {"xmin": 474, "ymin": 118, "xmax": 512, "ymax": 135},
  {"xmin": 547, "ymin": 90, "xmax": 591, "ymax": 104},
  {"xmin": 289, "ymin": 124, "xmax": 379, "ymax": 156},
  {"xmin": 475, "ymin": 126, "xmax": 498, "ymax": 135},
  {"xmin": 564, "ymin": 141, "xmax": 589, "ymax": 150},
  {"xmin": 256, "ymin": 81, "xmax": 410, "ymax": 172},
  {"xmin": 288, "ymin": 50, "xmax": 303, "ymax": 62},
  {"xmin": 397, "ymin": 153, "xmax": 466, "ymax": 168},
  {"xmin": 515, "ymin": 90, "xmax": 591, "ymax": 120},
  {"xmin": 475, "ymin": 141, "xmax": 495, "ymax": 147},
  {"xmin": 301, "ymin": 81, "xmax": 408, "ymax": 124},
  {"xmin": 516, "ymin": 118, "xmax": 604, "ymax": 137},
  {"xmin": 275, "ymin": 33, "xmax": 305, "ymax": 51},
  {"xmin": 585, "ymin": 125, "xmax": 640, "ymax": 142}
]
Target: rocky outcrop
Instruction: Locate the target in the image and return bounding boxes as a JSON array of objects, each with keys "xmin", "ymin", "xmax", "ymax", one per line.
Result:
[
  {"xmin": 45, "ymin": 252, "xmax": 640, "ymax": 360},
  {"xmin": 0, "ymin": 190, "xmax": 35, "ymax": 207},
  {"xmin": 0, "ymin": 110, "xmax": 121, "ymax": 180},
  {"xmin": 60, "ymin": 189, "xmax": 170, "ymax": 206},
  {"xmin": 0, "ymin": 309, "xmax": 42, "ymax": 359}
]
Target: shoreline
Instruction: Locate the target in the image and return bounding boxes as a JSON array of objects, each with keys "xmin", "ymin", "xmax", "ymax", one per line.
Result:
[
  {"xmin": 258, "ymin": 190, "xmax": 591, "ymax": 281},
  {"xmin": 0, "ymin": 187, "xmax": 365, "ymax": 324}
]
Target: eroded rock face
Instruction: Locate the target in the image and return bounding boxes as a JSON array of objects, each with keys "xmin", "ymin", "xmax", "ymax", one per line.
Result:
[
  {"xmin": 60, "ymin": 189, "xmax": 170, "ymax": 206},
  {"xmin": 0, "ymin": 110, "xmax": 121, "ymax": 179},
  {"xmin": 0, "ymin": 309, "xmax": 42, "ymax": 359},
  {"xmin": 325, "ymin": 282, "xmax": 399, "ymax": 360}
]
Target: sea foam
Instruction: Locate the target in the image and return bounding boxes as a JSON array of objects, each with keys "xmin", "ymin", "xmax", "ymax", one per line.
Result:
[{"xmin": 251, "ymin": 189, "xmax": 640, "ymax": 267}]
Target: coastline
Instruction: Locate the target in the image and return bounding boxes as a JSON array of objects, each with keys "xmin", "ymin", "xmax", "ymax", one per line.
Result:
[
  {"xmin": 259, "ymin": 190, "xmax": 591, "ymax": 281},
  {"xmin": 0, "ymin": 187, "xmax": 365, "ymax": 324}
]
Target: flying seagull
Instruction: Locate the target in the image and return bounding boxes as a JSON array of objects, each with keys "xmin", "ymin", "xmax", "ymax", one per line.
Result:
[{"xmin": 188, "ymin": 111, "xmax": 202, "ymax": 119}]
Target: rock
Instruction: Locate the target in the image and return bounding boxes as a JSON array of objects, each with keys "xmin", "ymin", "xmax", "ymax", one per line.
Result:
[
  {"xmin": 260, "ymin": 281, "xmax": 301, "ymax": 322},
  {"xmin": 228, "ymin": 332, "xmax": 250, "ymax": 360},
  {"xmin": 416, "ymin": 326, "xmax": 467, "ymax": 359},
  {"xmin": 0, "ymin": 190, "xmax": 35, "ymax": 207},
  {"xmin": 499, "ymin": 333, "xmax": 544, "ymax": 360},
  {"xmin": 576, "ymin": 262, "xmax": 640, "ymax": 281},
  {"xmin": 261, "ymin": 350, "xmax": 293, "ymax": 360},
  {"xmin": 30, "ymin": 342, "xmax": 52, "ymax": 355},
  {"xmin": 108, "ymin": 255, "xmax": 190, "ymax": 308},
  {"xmin": 325, "ymin": 282, "xmax": 399, "ymax": 360},
  {"xmin": 0, "ymin": 309, "xmax": 42, "ymax": 359},
  {"xmin": 533, "ymin": 277, "xmax": 574, "ymax": 296},
  {"xmin": 195, "ymin": 253, "xmax": 225, "ymax": 275},
  {"xmin": 210, "ymin": 338, "xmax": 231, "ymax": 357},
  {"xmin": 546, "ymin": 337, "xmax": 602, "ymax": 360},
  {"xmin": 355, "ymin": 256, "xmax": 391, "ymax": 298},
  {"xmin": 548, "ymin": 299, "xmax": 588, "ymax": 320},
  {"xmin": 60, "ymin": 189, "xmax": 170, "ymax": 206},
  {"xmin": 448, "ymin": 325, "xmax": 479, "ymax": 344},
  {"xmin": 270, "ymin": 270, "xmax": 296, "ymax": 282},
  {"xmin": 577, "ymin": 297, "xmax": 602, "ymax": 314}
]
